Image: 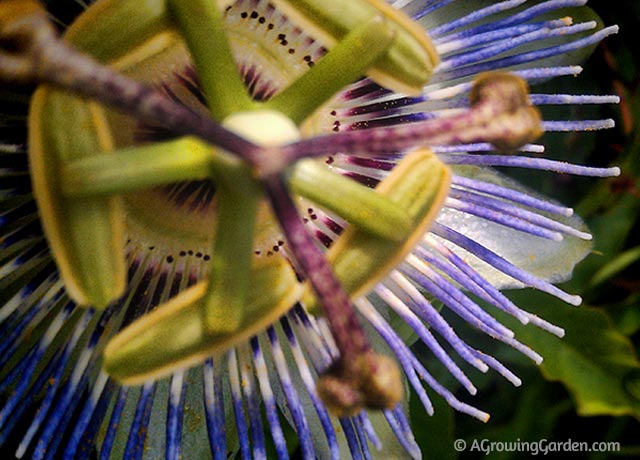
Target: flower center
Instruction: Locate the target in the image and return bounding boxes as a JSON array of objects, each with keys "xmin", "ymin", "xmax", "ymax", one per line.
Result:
[
  {"xmin": 109, "ymin": 2, "xmax": 319, "ymax": 268},
  {"xmin": 223, "ymin": 109, "xmax": 300, "ymax": 146}
]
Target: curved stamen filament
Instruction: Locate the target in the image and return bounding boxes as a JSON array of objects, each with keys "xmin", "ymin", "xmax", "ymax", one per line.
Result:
[
  {"xmin": 265, "ymin": 15, "xmax": 396, "ymax": 125},
  {"xmin": 263, "ymin": 175, "xmax": 403, "ymax": 415},
  {"xmin": 280, "ymin": 73, "xmax": 543, "ymax": 163},
  {"xmin": 60, "ymin": 137, "xmax": 215, "ymax": 197}
]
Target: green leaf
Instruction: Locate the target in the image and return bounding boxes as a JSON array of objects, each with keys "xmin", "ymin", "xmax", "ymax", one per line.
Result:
[
  {"xmin": 609, "ymin": 296, "xmax": 640, "ymax": 337},
  {"xmin": 589, "ymin": 245, "xmax": 640, "ymax": 288},
  {"xmin": 571, "ymin": 188, "xmax": 640, "ymax": 289},
  {"xmin": 469, "ymin": 383, "xmax": 570, "ymax": 460},
  {"xmin": 501, "ymin": 290, "xmax": 640, "ymax": 420},
  {"xmin": 411, "ymin": 386, "xmax": 457, "ymax": 460}
]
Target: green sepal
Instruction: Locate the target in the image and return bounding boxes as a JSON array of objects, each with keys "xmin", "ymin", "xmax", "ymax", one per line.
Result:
[
  {"xmin": 303, "ymin": 149, "xmax": 451, "ymax": 314},
  {"xmin": 269, "ymin": 0, "xmax": 439, "ymax": 95},
  {"xmin": 103, "ymin": 256, "xmax": 301, "ymax": 385},
  {"xmin": 28, "ymin": 88, "xmax": 126, "ymax": 309}
]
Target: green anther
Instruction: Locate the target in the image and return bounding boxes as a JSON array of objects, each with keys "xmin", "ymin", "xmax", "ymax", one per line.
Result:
[
  {"xmin": 303, "ymin": 149, "xmax": 451, "ymax": 314},
  {"xmin": 61, "ymin": 137, "xmax": 213, "ymax": 197},
  {"xmin": 167, "ymin": 0, "xmax": 255, "ymax": 120},
  {"xmin": 269, "ymin": 0, "xmax": 439, "ymax": 95},
  {"xmin": 29, "ymin": 88, "xmax": 126, "ymax": 310},
  {"xmin": 64, "ymin": 0, "xmax": 172, "ymax": 66},
  {"xmin": 103, "ymin": 256, "xmax": 301, "ymax": 385},
  {"xmin": 265, "ymin": 15, "xmax": 396, "ymax": 125},
  {"xmin": 290, "ymin": 159, "xmax": 413, "ymax": 241}
]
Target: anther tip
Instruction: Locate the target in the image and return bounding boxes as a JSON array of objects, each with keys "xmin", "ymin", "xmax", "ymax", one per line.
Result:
[
  {"xmin": 568, "ymin": 295, "xmax": 583, "ymax": 306},
  {"xmin": 477, "ymin": 361, "xmax": 490, "ymax": 373},
  {"xmin": 560, "ymin": 16, "xmax": 574, "ymax": 26}
]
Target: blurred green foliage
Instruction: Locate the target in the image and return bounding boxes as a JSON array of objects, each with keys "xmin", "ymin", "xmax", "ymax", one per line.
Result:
[{"xmin": 411, "ymin": 1, "xmax": 640, "ymax": 458}]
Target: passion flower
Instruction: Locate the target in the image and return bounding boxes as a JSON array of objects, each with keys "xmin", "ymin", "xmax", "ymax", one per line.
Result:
[{"xmin": 0, "ymin": 0, "xmax": 620, "ymax": 459}]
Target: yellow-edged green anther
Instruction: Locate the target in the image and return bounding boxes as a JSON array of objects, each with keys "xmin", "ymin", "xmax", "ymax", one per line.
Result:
[
  {"xmin": 269, "ymin": 0, "xmax": 439, "ymax": 95},
  {"xmin": 28, "ymin": 88, "xmax": 126, "ymax": 310},
  {"xmin": 63, "ymin": 0, "xmax": 173, "ymax": 67},
  {"xmin": 103, "ymin": 256, "xmax": 301, "ymax": 385},
  {"xmin": 303, "ymin": 149, "xmax": 451, "ymax": 314}
]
